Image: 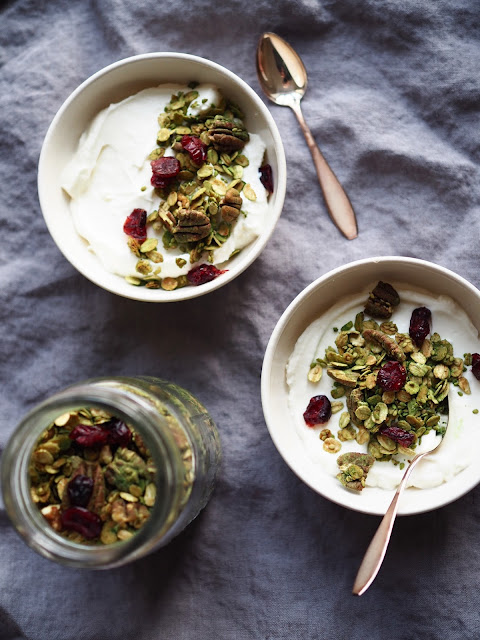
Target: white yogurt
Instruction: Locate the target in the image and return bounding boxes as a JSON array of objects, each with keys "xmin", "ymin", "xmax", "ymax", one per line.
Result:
[
  {"xmin": 61, "ymin": 84, "xmax": 268, "ymax": 279},
  {"xmin": 286, "ymin": 285, "xmax": 480, "ymax": 490}
]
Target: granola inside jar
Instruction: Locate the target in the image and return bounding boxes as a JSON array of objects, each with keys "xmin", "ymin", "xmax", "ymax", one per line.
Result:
[{"xmin": 1, "ymin": 377, "xmax": 221, "ymax": 568}]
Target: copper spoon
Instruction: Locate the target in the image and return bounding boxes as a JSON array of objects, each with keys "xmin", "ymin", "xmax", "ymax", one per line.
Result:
[
  {"xmin": 352, "ymin": 401, "xmax": 449, "ymax": 596},
  {"xmin": 256, "ymin": 32, "xmax": 358, "ymax": 240}
]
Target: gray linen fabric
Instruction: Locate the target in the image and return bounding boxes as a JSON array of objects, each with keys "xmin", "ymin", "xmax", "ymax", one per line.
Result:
[{"xmin": 1, "ymin": 0, "xmax": 480, "ymax": 638}]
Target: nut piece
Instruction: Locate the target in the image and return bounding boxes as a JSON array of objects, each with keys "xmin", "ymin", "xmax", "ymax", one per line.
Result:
[
  {"xmin": 363, "ymin": 329, "xmax": 406, "ymax": 362},
  {"xmin": 371, "ymin": 281, "xmax": 400, "ymax": 306},
  {"xmin": 364, "ymin": 298, "xmax": 393, "ymax": 319},
  {"xmin": 207, "ymin": 119, "xmax": 249, "ymax": 152},
  {"xmin": 172, "ymin": 209, "xmax": 211, "ymax": 243},
  {"xmin": 157, "ymin": 208, "xmax": 177, "ymax": 232},
  {"xmin": 364, "ymin": 281, "xmax": 400, "ymax": 319},
  {"xmin": 40, "ymin": 505, "xmax": 62, "ymax": 531},
  {"xmin": 220, "ymin": 188, "xmax": 243, "ymax": 223}
]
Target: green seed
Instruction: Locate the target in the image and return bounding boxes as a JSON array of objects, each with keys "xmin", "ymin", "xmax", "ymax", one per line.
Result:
[
  {"xmin": 140, "ymin": 238, "xmax": 158, "ymax": 253},
  {"xmin": 157, "ymin": 128, "xmax": 172, "ymax": 142}
]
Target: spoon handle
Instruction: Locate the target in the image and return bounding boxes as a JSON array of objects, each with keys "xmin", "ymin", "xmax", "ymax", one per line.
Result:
[
  {"xmin": 290, "ymin": 101, "xmax": 357, "ymax": 240},
  {"xmin": 352, "ymin": 452, "xmax": 425, "ymax": 596}
]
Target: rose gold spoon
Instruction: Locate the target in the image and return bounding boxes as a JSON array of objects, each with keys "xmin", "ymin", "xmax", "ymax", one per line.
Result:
[
  {"xmin": 256, "ymin": 32, "xmax": 358, "ymax": 240},
  {"xmin": 352, "ymin": 404, "xmax": 449, "ymax": 596}
]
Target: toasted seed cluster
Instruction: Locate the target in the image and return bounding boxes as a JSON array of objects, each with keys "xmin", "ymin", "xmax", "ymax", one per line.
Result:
[
  {"xmin": 126, "ymin": 85, "xmax": 260, "ymax": 291},
  {"xmin": 336, "ymin": 452, "xmax": 375, "ymax": 492},
  {"xmin": 306, "ymin": 282, "xmax": 470, "ymax": 492}
]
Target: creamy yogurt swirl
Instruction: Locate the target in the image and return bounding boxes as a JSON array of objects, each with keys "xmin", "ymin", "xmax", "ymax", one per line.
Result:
[
  {"xmin": 286, "ymin": 285, "xmax": 480, "ymax": 490},
  {"xmin": 61, "ymin": 84, "xmax": 268, "ymax": 280}
]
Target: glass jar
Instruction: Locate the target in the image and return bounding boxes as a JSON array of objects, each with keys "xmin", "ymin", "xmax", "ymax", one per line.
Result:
[{"xmin": 1, "ymin": 376, "xmax": 221, "ymax": 569}]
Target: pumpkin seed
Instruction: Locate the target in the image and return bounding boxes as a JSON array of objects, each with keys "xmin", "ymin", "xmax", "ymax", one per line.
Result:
[
  {"xmin": 243, "ymin": 183, "xmax": 256, "ymax": 201},
  {"xmin": 157, "ymin": 128, "xmax": 172, "ymax": 142},
  {"xmin": 211, "ymin": 179, "xmax": 227, "ymax": 196},
  {"xmin": 140, "ymin": 238, "xmax": 158, "ymax": 253}
]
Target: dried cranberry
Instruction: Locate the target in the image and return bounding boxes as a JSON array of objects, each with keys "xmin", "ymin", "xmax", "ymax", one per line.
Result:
[
  {"xmin": 69, "ymin": 424, "xmax": 109, "ymax": 448},
  {"xmin": 377, "ymin": 361, "xmax": 407, "ymax": 391},
  {"xmin": 379, "ymin": 424, "xmax": 415, "ymax": 449},
  {"xmin": 409, "ymin": 306, "xmax": 431, "ymax": 347},
  {"xmin": 104, "ymin": 418, "xmax": 132, "ymax": 447},
  {"xmin": 187, "ymin": 264, "xmax": 227, "ymax": 286},
  {"xmin": 123, "ymin": 208, "xmax": 147, "ymax": 241},
  {"xmin": 472, "ymin": 353, "xmax": 480, "ymax": 380},
  {"xmin": 150, "ymin": 157, "xmax": 181, "ymax": 188},
  {"xmin": 61, "ymin": 507, "xmax": 102, "ymax": 539},
  {"xmin": 67, "ymin": 475, "xmax": 94, "ymax": 508},
  {"xmin": 303, "ymin": 395, "xmax": 332, "ymax": 426},
  {"xmin": 181, "ymin": 135, "xmax": 207, "ymax": 165},
  {"xmin": 259, "ymin": 164, "xmax": 274, "ymax": 193}
]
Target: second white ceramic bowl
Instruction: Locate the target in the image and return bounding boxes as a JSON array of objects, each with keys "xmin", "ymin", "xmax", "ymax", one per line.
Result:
[
  {"xmin": 38, "ymin": 53, "xmax": 286, "ymax": 302},
  {"xmin": 261, "ymin": 257, "xmax": 480, "ymax": 515}
]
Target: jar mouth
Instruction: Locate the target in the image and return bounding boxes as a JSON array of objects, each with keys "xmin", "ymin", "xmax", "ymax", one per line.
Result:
[{"xmin": 1, "ymin": 380, "xmax": 183, "ymax": 569}]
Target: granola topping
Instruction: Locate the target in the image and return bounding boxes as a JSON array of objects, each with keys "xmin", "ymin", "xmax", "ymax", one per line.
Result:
[
  {"xmin": 29, "ymin": 407, "xmax": 193, "ymax": 545},
  {"xmin": 61, "ymin": 84, "xmax": 271, "ymax": 291},
  {"xmin": 287, "ymin": 284, "xmax": 480, "ymax": 492}
]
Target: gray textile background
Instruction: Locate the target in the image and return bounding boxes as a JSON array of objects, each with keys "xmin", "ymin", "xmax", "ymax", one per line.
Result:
[{"xmin": 1, "ymin": 0, "xmax": 480, "ymax": 638}]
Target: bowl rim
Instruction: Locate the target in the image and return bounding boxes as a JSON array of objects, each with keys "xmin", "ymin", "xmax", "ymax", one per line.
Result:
[
  {"xmin": 38, "ymin": 51, "xmax": 287, "ymax": 302},
  {"xmin": 261, "ymin": 256, "xmax": 480, "ymax": 516}
]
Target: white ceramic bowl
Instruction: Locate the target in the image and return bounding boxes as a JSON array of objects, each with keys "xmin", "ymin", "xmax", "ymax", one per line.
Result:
[
  {"xmin": 38, "ymin": 53, "xmax": 286, "ymax": 302},
  {"xmin": 261, "ymin": 257, "xmax": 480, "ymax": 516}
]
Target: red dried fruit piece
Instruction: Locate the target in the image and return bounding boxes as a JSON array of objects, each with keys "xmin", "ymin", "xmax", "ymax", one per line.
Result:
[
  {"xmin": 187, "ymin": 264, "xmax": 227, "ymax": 286},
  {"xmin": 69, "ymin": 419, "xmax": 132, "ymax": 449},
  {"xmin": 259, "ymin": 164, "xmax": 274, "ymax": 193},
  {"xmin": 303, "ymin": 395, "xmax": 332, "ymax": 426},
  {"xmin": 379, "ymin": 424, "xmax": 415, "ymax": 449},
  {"xmin": 61, "ymin": 506, "xmax": 102, "ymax": 539},
  {"xmin": 472, "ymin": 353, "xmax": 480, "ymax": 380},
  {"xmin": 69, "ymin": 424, "xmax": 109, "ymax": 448},
  {"xmin": 104, "ymin": 418, "xmax": 132, "ymax": 447},
  {"xmin": 67, "ymin": 475, "xmax": 94, "ymax": 508},
  {"xmin": 150, "ymin": 157, "xmax": 181, "ymax": 188},
  {"xmin": 377, "ymin": 360, "xmax": 407, "ymax": 391},
  {"xmin": 181, "ymin": 135, "xmax": 207, "ymax": 165},
  {"xmin": 409, "ymin": 306, "xmax": 431, "ymax": 347},
  {"xmin": 123, "ymin": 208, "xmax": 147, "ymax": 241}
]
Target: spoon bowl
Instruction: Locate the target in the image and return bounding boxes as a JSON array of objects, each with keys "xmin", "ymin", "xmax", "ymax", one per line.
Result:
[
  {"xmin": 257, "ymin": 32, "xmax": 307, "ymax": 105},
  {"xmin": 256, "ymin": 32, "xmax": 358, "ymax": 240}
]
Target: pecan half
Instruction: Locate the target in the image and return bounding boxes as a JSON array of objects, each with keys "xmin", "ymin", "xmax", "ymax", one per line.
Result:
[
  {"xmin": 207, "ymin": 119, "xmax": 249, "ymax": 152},
  {"xmin": 363, "ymin": 329, "xmax": 406, "ymax": 362},
  {"xmin": 220, "ymin": 188, "xmax": 242, "ymax": 223},
  {"xmin": 172, "ymin": 209, "xmax": 211, "ymax": 243},
  {"xmin": 364, "ymin": 281, "xmax": 400, "ymax": 319}
]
